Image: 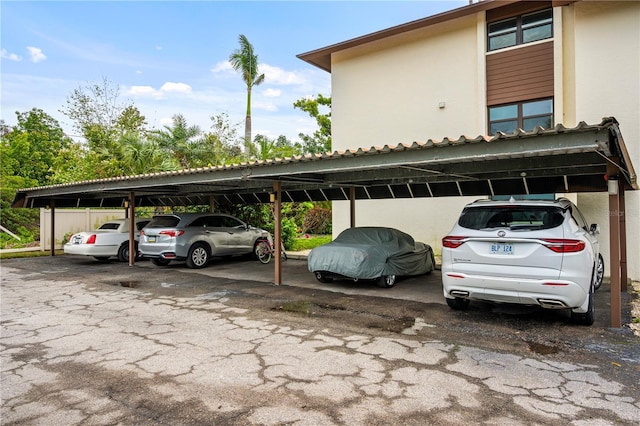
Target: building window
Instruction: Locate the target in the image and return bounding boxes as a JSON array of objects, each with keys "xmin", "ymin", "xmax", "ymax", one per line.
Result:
[
  {"xmin": 488, "ymin": 9, "xmax": 553, "ymax": 51},
  {"xmin": 489, "ymin": 99, "xmax": 553, "ymax": 134}
]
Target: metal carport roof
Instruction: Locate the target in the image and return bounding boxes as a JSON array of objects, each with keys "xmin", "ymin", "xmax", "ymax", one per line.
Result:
[
  {"xmin": 11, "ymin": 118, "xmax": 637, "ymax": 209},
  {"xmin": 11, "ymin": 117, "xmax": 637, "ymax": 328}
]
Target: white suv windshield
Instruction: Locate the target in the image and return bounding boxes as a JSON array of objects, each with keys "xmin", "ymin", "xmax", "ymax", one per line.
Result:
[{"xmin": 458, "ymin": 206, "xmax": 564, "ymax": 231}]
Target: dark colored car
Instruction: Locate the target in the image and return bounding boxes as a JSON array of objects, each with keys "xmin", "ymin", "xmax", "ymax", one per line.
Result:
[{"xmin": 307, "ymin": 227, "xmax": 435, "ymax": 288}]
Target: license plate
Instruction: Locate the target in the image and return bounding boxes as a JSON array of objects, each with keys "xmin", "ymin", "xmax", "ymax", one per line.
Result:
[
  {"xmin": 148, "ymin": 237, "xmax": 156, "ymax": 243},
  {"xmin": 491, "ymin": 242, "xmax": 514, "ymax": 255}
]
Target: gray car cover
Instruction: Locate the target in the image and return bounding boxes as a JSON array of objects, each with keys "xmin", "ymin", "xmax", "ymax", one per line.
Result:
[{"xmin": 307, "ymin": 227, "xmax": 434, "ymax": 280}]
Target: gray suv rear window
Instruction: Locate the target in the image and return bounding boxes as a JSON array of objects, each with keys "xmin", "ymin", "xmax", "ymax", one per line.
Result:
[
  {"xmin": 147, "ymin": 216, "xmax": 181, "ymax": 228},
  {"xmin": 458, "ymin": 206, "xmax": 564, "ymax": 230}
]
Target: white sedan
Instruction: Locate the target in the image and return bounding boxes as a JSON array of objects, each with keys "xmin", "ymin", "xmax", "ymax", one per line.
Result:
[{"xmin": 64, "ymin": 218, "xmax": 150, "ymax": 262}]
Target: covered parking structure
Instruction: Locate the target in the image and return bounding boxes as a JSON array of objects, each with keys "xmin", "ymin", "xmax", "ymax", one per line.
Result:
[{"xmin": 12, "ymin": 117, "xmax": 638, "ymax": 327}]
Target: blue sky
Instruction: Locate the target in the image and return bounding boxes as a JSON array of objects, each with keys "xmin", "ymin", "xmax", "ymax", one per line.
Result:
[{"xmin": 1, "ymin": 0, "xmax": 467, "ymax": 143}]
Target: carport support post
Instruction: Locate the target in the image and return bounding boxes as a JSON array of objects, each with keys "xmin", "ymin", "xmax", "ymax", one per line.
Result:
[
  {"xmin": 350, "ymin": 187, "xmax": 356, "ymax": 228},
  {"xmin": 619, "ymin": 184, "xmax": 627, "ymax": 292},
  {"xmin": 49, "ymin": 199, "xmax": 55, "ymax": 256},
  {"xmin": 273, "ymin": 181, "xmax": 282, "ymax": 285},
  {"xmin": 128, "ymin": 192, "xmax": 136, "ymax": 266},
  {"xmin": 608, "ymin": 174, "xmax": 624, "ymax": 328}
]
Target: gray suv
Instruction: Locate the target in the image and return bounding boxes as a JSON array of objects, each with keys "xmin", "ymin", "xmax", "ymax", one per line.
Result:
[{"xmin": 139, "ymin": 213, "xmax": 271, "ymax": 269}]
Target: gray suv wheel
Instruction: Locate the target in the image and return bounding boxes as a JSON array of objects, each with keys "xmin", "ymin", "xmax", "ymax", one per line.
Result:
[{"xmin": 186, "ymin": 243, "xmax": 210, "ymax": 269}]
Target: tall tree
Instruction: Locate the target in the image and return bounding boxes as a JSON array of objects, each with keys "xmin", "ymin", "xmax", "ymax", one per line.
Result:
[
  {"xmin": 0, "ymin": 109, "xmax": 71, "ymax": 243},
  {"xmin": 1, "ymin": 108, "xmax": 72, "ymax": 185},
  {"xmin": 229, "ymin": 34, "xmax": 265, "ymax": 152},
  {"xmin": 116, "ymin": 105, "xmax": 148, "ymax": 135},
  {"xmin": 49, "ymin": 141, "xmax": 99, "ymax": 184},
  {"xmin": 294, "ymin": 94, "xmax": 332, "ymax": 154},
  {"xmin": 196, "ymin": 113, "xmax": 244, "ymax": 167},
  {"xmin": 60, "ymin": 77, "xmax": 130, "ymax": 140}
]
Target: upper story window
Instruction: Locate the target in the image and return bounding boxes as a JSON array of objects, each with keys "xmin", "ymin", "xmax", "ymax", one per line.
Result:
[
  {"xmin": 488, "ymin": 8, "xmax": 553, "ymax": 51},
  {"xmin": 489, "ymin": 99, "xmax": 553, "ymax": 135}
]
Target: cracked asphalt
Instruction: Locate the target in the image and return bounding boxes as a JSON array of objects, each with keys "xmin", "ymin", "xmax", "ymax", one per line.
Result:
[{"xmin": 1, "ymin": 255, "xmax": 639, "ymax": 425}]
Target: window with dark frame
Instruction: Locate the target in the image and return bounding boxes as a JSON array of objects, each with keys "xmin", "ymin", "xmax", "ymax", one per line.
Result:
[
  {"xmin": 488, "ymin": 8, "xmax": 553, "ymax": 51},
  {"xmin": 488, "ymin": 99, "xmax": 553, "ymax": 135}
]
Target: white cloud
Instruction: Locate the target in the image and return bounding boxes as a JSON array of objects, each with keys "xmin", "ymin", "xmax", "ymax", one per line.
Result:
[
  {"xmin": 1, "ymin": 49, "xmax": 22, "ymax": 61},
  {"xmin": 263, "ymin": 88, "xmax": 281, "ymax": 98},
  {"xmin": 260, "ymin": 63, "xmax": 307, "ymax": 86},
  {"xmin": 160, "ymin": 82, "xmax": 192, "ymax": 94},
  {"xmin": 211, "ymin": 60, "xmax": 233, "ymax": 73},
  {"xmin": 212, "ymin": 61, "xmax": 322, "ymax": 96},
  {"xmin": 125, "ymin": 82, "xmax": 192, "ymax": 99},
  {"xmin": 27, "ymin": 46, "xmax": 46, "ymax": 63},
  {"xmin": 126, "ymin": 85, "xmax": 164, "ymax": 99}
]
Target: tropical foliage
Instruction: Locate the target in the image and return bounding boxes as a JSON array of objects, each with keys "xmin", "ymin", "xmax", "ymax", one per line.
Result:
[
  {"xmin": 293, "ymin": 94, "xmax": 332, "ymax": 154},
  {"xmin": 0, "ymin": 76, "xmax": 332, "ymax": 249},
  {"xmin": 0, "ymin": 109, "xmax": 72, "ymax": 247}
]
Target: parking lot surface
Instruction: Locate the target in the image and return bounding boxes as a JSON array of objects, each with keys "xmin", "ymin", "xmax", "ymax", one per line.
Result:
[{"xmin": 2, "ymin": 255, "xmax": 639, "ymax": 424}]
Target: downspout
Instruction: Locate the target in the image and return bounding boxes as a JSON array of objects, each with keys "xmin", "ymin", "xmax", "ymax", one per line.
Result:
[
  {"xmin": 350, "ymin": 186, "xmax": 356, "ymax": 228},
  {"xmin": 128, "ymin": 192, "xmax": 136, "ymax": 266},
  {"xmin": 49, "ymin": 199, "xmax": 55, "ymax": 256},
  {"xmin": 273, "ymin": 181, "xmax": 282, "ymax": 285}
]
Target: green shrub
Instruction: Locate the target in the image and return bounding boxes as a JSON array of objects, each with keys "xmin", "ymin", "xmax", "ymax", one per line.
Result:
[
  {"xmin": 223, "ymin": 202, "xmax": 331, "ymax": 250},
  {"xmin": 62, "ymin": 231, "xmax": 74, "ymax": 245},
  {"xmin": 0, "ymin": 224, "xmax": 37, "ymax": 249},
  {"xmin": 278, "ymin": 217, "xmax": 297, "ymax": 249}
]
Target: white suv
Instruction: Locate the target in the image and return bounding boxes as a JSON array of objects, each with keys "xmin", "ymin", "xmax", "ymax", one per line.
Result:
[{"xmin": 441, "ymin": 197, "xmax": 603, "ymax": 325}]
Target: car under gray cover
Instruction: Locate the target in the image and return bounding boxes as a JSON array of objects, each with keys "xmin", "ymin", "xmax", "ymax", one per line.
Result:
[{"xmin": 308, "ymin": 227, "xmax": 435, "ymax": 287}]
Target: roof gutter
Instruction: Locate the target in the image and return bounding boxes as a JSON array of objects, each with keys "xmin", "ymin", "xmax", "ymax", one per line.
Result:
[{"xmin": 297, "ymin": 0, "xmax": 579, "ymax": 72}]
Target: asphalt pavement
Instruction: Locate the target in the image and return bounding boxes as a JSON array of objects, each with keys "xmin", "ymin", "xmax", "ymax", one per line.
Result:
[{"xmin": 1, "ymin": 255, "xmax": 639, "ymax": 425}]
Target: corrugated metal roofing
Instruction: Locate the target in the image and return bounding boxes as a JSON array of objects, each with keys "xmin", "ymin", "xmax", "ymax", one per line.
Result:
[{"xmin": 12, "ymin": 117, "xmax": 637, "ymax": 209}]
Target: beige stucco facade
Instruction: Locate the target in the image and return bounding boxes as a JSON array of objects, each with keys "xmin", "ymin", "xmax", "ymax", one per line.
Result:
[
  {"xmin": 570, "ymin": 1, "xmax": 640, "ymax": 281},
  {"xmin": 330, "ymin": 1, "xmax": 639, "ymax": 279}
]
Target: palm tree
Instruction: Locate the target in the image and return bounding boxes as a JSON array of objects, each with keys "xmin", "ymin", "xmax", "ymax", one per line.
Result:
[
  {"xmin": 121, "ymin": 134, "xmax": 176, "ymax": 175},
  {"xmin": 229, "ymin": 34, "xmax": 265, "ymax": 153},
  {"xmin": 149, "ymin": 114, "xmax": 202, "ymax": 169}
]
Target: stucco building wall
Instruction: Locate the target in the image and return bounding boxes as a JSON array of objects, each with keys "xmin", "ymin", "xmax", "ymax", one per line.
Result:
[
  {"xmin": 329, "ymin": 1, "xmax": 639, "ymax": 279},
  {"xmin": 570, "ymin": 1, "xmax": 639, "ymax": 279},
  {"xmin": 331, "ymin": 14, "xmax": 482, "ymax": 257}
]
